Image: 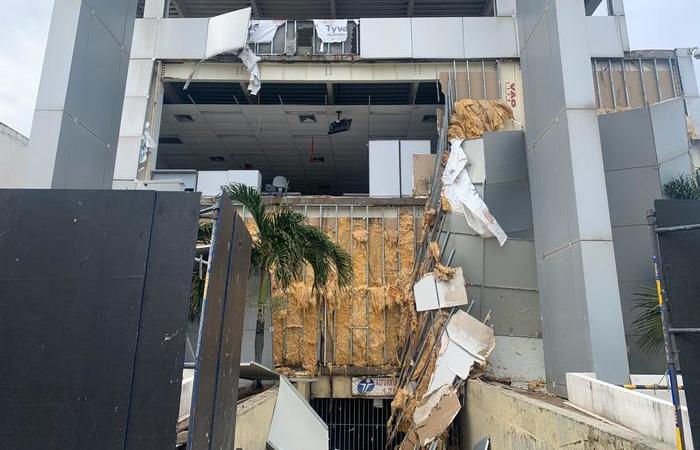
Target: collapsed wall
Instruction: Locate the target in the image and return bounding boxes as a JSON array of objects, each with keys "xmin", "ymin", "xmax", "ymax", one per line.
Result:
[{"xmin": 244, "ymin": 202, "xmax": 424, "ymax": 376}]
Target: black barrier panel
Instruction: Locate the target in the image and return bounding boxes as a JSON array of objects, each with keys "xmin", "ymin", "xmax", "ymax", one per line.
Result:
[
  {"xmin": 656, "ymin": 199, "xmax": 700, "ymax": 447},
  {"xmin": 0, "ymin": 190, "xmax": 200, "ymax": 450},
  {"xmin": 188, "ymin": 200, "xmax": 252, "ymax": 450}
]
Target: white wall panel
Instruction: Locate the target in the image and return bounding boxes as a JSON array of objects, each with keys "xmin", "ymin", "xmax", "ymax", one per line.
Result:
[
  {"xmin": 155, "ymin": 18, "xmax": 208, "ymax": 60},
  {"xmin": 400, "ymin": 140, "xmax": 430, "ymax": 197},
  {"xmin": 585, "ymin": 16, "xmax": 624, "ymax": 58},
  {"xmin": 411, "ymin": 17, "xmax": 465, "ymax": 59},
  {"xmin": 369, "ymin": 140, "xmax": 400, "ymax": 197},
  {"xmin": 360, "ymin": 18, "xmax": 413, "ymax": 59},
  {"xmin": 206, "ymin": 8, "xmax": 251, "ymax": 59},
  {"xmin": 463, "ymin": 17, "xmax": 519, "ymax": 58}
]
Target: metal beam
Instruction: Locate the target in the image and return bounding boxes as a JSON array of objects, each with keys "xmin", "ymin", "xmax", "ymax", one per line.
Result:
[
  {"xmin": 407, "ymin": 0, "xmax": 415, "ymax": 16},
  {"xmin": 408, "ymin": 82, "xmax": 420, "ymax": 105},
  {"xmin": 330, "ymin": 0, "xmax": 336, "ymax": 18},
  {"xmin": 249, "ymin": 0, "xmax": 261, "ymax": 18},
  {"xmin": 326, "ymin": 82, "xmax": 335, "ymax": 105},
  {"xmin": 482, "ymin": 0, "xmax": 494, "ymax": 16}
]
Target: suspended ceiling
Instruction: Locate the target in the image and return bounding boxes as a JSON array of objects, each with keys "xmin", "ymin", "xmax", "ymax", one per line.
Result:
[{"xmin": 157, "ymin": 99, "xmax": 440, "ymax": 195}]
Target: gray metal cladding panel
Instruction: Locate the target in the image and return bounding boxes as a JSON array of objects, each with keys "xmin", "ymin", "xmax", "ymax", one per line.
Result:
[
  {"xmin": 611, "ymin": 225, "xmax": 655, "ymax": 283},
  {"xmin": 210, "ymin": 213, "xmax": 252, "ymax": 450},
  {"xmin": 85, "ymin": 0, "xmax": 134, "ymax": 44},
  {"xmin": 0, "ymin": 189, "xmax": 200, "ymax": 450},
  {"xmin": 65, "ymin": 9, "xmax": 127, "ymax": 146},
  {"xmin": 599, "ymin": 107, "xmax": 657, "ymax": 172},
  {"xmin": 442, "ymin": 232, "xmax": 484, "ymax": 285},
  {"xmin": 650, "ymin": 98, "xmax": 691, "ymax": 164},
  {"xmin": 188, "ymin": 200, "xmax": 253, "ymax": 450},
  {"xmin": 483, "ymin": 181, "xmax": 533, "ymax": 235},
  {"xmin": 480, "ymin": 287, "xmax": 541, "ymax": 338},
  {"xmin": 484, "ymin": 238, "xmax": 538, "ymax": 291},
  {"xmin": 538, "ymin": 246, "xmax": 593, "ymax": 390},
  {"xmin": 125, "ymin": 192, "xmax": 201, "ymax": 450},
  {"xmin": 189, "ymin": 200, "xmax": 235, "ymax": 450},
  {"xmin": 605, "ymin": 167, "xmax": 662, "ymax": 227},
  {"xmin": 483, "ymin": 131, "xmax": 528, "ymax": 183},
  {"xmin": 654, "ymin": 199, "xmax": 700, "ymax": 447}
]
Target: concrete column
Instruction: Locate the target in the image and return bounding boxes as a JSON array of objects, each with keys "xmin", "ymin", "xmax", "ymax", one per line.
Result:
[
  {"xmin": 23, "ymin": 0, "xmax": 138, "ymax": 188},
  {"xmin": 496, "ymin": 0, "xmax": 516, "ymax": 16},
  {"xmin": 143, "ymin": 0, "xmax": 167, "ymax": 18},
  {"xmin": 113, "ymin": 14, "xmax": 163, "ymax": 184},
  {"xmin": 516, "ymin": 0, "xmax": 630, "ymax": 394}
]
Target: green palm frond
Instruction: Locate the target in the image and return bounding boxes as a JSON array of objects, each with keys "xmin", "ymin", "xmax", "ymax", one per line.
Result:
[
  {"xmin": 663, "ymin": 174, "xmax": 700, "ymax": 200},
  {"xmin": 632, "ymin": 285, "xmax": 664, "ymax": 357},
  {"xmin": 222, "ymin": 183, "xmax": 352, "ymax": 291}
]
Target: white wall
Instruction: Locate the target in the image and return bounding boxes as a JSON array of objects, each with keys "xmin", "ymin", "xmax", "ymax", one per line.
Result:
[{"xmin": 0, "ymin": 123, "xmax": 29, "ymax": 188}]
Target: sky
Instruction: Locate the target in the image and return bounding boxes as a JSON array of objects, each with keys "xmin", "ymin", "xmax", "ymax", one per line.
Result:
[{"xmin": 0, "ymin": 0, "xmax": 699, "ymax": 138}]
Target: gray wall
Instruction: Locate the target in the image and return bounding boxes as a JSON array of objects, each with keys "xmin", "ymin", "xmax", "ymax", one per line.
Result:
[
  {"xmin": 599, "ymin": 98, "xmax": 693, "ymax": 373},
  {"xmin": 517, "ymin": 0, "xmax": 630, "ymax": 394},
  {"xmin": 442, "ymin": 131, "xmax": 544, "ymax": 382},
  {"xmin": 24, "ymin": 0, "xmax": 138, "ymax": 188}
]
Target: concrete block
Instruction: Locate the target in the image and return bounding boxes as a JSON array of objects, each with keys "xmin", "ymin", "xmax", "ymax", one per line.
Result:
[
  {"xmin": 566, "ymin": 373, "xmax": 691, "ymax": 449},
  {"xmin": 486, "ymin": 336, "xmax": 545, "ymax": 382}
]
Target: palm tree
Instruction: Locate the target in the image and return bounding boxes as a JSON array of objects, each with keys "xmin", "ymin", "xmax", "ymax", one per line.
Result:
[
  {"xmin": 222, "ymin": 183, "xmax": 352, "ymax": 366},
  {"xmin": 632, "ymin": 285, "xmax": 663, "ymax": 357}
]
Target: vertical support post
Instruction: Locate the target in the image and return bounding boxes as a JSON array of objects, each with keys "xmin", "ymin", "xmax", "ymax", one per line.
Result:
[
  {"xmin": 22, "ymin": 0, "xmax": 139, "ymax": 188},
  {"xmin": 516, "ymin": 0, "xmax": 630, "ymax": 394},
  {"xmin": 648, "ymin": 210, "xmax": 686, "ymax": 450}
]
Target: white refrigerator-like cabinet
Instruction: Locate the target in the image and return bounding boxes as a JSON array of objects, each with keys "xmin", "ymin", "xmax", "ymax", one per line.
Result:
[{"xmin": 369, "ymin": 140, "xmax": 431, "ymax": 197}]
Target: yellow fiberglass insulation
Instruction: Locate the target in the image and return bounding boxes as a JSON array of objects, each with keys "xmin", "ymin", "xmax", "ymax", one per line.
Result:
[
  {"xmin": 271, "ymin": 208, "xmax": 421, "ymax": 374},
  {"xmin": 447, "ymin": 99, "xmax": 514, "ymax": 141}
]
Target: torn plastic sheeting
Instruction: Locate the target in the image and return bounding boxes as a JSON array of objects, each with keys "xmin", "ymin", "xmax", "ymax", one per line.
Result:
[
  {"xmin": 237, "ymin": 46, "xmax": 262, "ymax": 95},
  {"xmin": 413, "ymin": 384, "xmax": 462, "ymax": 446},
  {"xmin": 313, "ymin": 19, "xmax": 348, "ymax": 51},
  {"xmin": 442, "ymin": 139, "xmax": 507, "ymax": 246},
  {"xmin": 413, "ymin": 267, "xmax": 468, "ymax": 312},
  {"xmin": 248, "ymin": 20, "xmax": 284, "ymax": 43},
  {"xmin": 426, "ymin": 310, "xmax": 495, "ymax": 395}
]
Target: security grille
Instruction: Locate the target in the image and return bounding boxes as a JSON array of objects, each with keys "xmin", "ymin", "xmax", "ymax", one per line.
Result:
[{"xmin": 311, "ymin": 398, "xmax": 401, "ymax": 450}]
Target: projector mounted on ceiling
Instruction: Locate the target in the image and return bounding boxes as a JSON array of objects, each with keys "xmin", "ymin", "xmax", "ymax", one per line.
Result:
[{"xmin": 328, "ymin": 111, "xmax": 352, "ymax": 135}]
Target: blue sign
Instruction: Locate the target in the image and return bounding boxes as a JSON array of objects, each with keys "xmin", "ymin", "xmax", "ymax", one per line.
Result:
[{"xmin": 356, "ymin": 378, "xmax": 375, "ymax": 395}]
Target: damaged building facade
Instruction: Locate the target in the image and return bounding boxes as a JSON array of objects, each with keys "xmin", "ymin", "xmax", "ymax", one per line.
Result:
[{"xmin": 4, "ymin": 0, "xmax": 700, "ymax": 448}]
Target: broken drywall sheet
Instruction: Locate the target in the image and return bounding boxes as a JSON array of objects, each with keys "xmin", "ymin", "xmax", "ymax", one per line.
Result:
[
  {"xmin": 426, "ymin": 310, "xmax": 495, "ymax": 395},
  {"xmin": 267, "ymin": 376, "xmax": 329, "ymax": 450},
  {"xmin": 248, "ymin": 20, "xmax": 285, "ymax": 43},
  {"xmin": 442, "ymin": 139, "xmax": 507, "ymax": 246},
  {"xmin": 413, "ymin": 267, "xmax": 468, "ymax": 312},
  {"xmin": 413, "ymin": 384, "xmax": 462, "ymax": 446}
]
